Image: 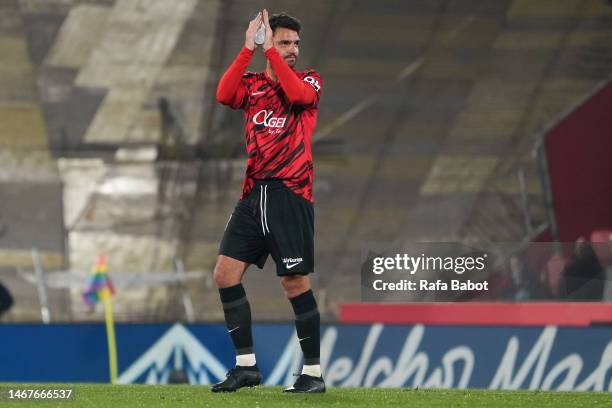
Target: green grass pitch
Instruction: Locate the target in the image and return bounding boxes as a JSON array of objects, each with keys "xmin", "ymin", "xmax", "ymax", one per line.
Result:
[{"xmin": 1, "ymin": 384, "xmax": 611, "ymax": 407}]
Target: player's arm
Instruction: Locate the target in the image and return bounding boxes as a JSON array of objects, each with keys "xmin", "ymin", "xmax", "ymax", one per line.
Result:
[
  {"xmin": 216, "ymin": 48, "xmax": 252, "ymax": 108},
  {"xmin": 264, "ymin": 48, "xmax": 321, "ymax": 106},
  {"xmin": 262, "ymin": 10, "xmax": 321, "ymax": 106},
  {"xmin": 216, "ymin": 13, "xmax": 262, "ymax": 108}
]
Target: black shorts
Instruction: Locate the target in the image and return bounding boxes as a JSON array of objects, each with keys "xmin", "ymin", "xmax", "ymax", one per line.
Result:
[{"xmin": 219, "ymin": 179, "xmax": 314, "ymax": 276}]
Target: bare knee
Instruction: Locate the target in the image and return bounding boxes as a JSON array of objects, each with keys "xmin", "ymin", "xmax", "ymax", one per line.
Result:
[
  {"xmin": 214, "ymin": 255, "xmax": 247, "ymax": 288},
  {"xmin": 280, "ymin": 275, "xmax": 311, "ymax": 298}
]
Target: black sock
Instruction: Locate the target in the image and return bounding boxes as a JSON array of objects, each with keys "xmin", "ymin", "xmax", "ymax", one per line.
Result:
[
  {"xmin": 219, "ymin": 283, "xmax": 253, "ymax": 357},
  {"xmin": 289, "ymin": 289, "xmax": 320, "ymax": 366}
]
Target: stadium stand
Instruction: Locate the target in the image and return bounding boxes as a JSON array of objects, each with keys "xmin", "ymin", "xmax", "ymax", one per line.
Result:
[{"xmin": 1, "ymin": 0, "xmax": 611, "ymax": 322}]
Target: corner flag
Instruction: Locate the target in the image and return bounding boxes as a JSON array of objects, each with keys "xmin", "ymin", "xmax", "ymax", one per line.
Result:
[{"xmin": 83, "ymin": 254, "xmax": 118, "ymax": 384}]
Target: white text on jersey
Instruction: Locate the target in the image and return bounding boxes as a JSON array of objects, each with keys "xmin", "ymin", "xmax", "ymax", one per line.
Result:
[{"xmin": 253, "ymin": 109, "xmax": 287, "ymax": 128}]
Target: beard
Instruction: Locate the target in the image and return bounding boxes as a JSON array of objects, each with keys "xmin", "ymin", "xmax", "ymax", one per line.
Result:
[{"xmin": 284, "ymin": 55, "xmax": 297, "ymax": 68}]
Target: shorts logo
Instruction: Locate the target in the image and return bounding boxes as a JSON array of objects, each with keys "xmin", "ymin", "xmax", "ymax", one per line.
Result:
[
  {"xmin": 253, "ymin": 109, "xmax": 286, "ymax": 128},
  {"xmin": 283, "ymin": 257, "xmax": 303, "ymax": 269}
]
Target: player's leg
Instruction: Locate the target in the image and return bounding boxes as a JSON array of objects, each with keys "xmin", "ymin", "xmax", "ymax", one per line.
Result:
[
  {"xmin": 214, "ymin": 255, "xmax": 255, "ymax": 366},
  {"xmin": 212, "ymin": 196, "xmax": 268, "ymax": 392},
  {"xmin": 280, "ymin": 276, "xmax": 319, "ymax": 372},
  {"xmin": 211, "ymin": 255, "xmax": 262, "ymax": 392},
  {"xmin": 264, "ymin": 181, "xmax": 325, "ymax": 392},
  {"xmin": 279, "ymin": 275, "xmax": 325, "ymax": 391}
]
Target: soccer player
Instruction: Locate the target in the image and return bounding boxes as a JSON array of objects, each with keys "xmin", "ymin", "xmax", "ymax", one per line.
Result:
[{"xmin": 210, "ymin": 10, "xmax": 325, "ymax": 393}]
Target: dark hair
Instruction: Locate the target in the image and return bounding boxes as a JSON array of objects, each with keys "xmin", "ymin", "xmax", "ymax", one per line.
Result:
[{"xmin": 269, "ymin": 12, "xmax": 301, "ymax": 34}]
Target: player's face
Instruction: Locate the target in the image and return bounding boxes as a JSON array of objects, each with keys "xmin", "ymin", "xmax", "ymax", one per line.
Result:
[{"xmin": 273, "ymin": 27, "xmax": 300, "ymax": 68}]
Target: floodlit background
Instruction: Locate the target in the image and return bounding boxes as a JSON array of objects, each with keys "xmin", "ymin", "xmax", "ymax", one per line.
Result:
[{"xmin": 1, "ymin": 0, "xmax": 612, "ymax": 323}]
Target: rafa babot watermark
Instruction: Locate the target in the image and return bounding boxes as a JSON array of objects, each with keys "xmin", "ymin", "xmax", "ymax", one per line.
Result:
[
  {"xmin": 372, "ymin": 253, "xmax": 489, "ymax": 291},
  {"xmin": 361, "ymin": 247, "xmax": 493, "ymax": 301}
]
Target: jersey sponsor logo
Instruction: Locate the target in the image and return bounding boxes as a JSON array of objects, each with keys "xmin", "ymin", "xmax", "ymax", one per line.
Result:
[
  {"xmin": 253, "ymin": 109, "xmax": 287, "ymax": 128},
  {"xmin": 303, "ymin": 76, "xmax": 321, "ymax": 92}
]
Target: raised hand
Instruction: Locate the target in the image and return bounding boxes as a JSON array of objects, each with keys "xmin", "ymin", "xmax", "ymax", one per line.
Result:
[
  {"xmin": 262, "ymin": 9, "xmax": 274, "ymax": 51},
  {"xmin": 245, "ymin": 12, "xmax": 263, "ymax": 51}
]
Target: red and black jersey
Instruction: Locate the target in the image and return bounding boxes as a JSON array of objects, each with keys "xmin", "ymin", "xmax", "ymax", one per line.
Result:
[{"xmin": 216, "ymin": 47, "xmax": 323, "ymax": 202}]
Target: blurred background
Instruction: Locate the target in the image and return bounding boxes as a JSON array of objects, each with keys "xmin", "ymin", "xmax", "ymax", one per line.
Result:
[{"xmin": 1, "ymin": 0, "xmax": 612, "ymax": 325}]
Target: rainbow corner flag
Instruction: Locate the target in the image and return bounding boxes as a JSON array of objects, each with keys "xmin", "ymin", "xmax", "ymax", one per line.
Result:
[
  {"xmin": 83, "ymin": 254, "xmax": 115, "ymax": 306},
  {"xmin": 81, "ymin": 254, "xmax": 119, "ymax": 383}
]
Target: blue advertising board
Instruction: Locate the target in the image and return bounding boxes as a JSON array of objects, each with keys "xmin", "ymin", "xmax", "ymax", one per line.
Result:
[{"xmin": 0, "ymin": 323, "xmax": 610, "ymax": 390}]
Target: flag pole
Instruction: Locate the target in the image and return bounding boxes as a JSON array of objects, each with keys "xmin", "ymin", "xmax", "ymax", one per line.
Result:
[
  {"xmin": 101, "ymin": 286, "xmax": 118, "ymax": 384},
  {"xmin": 95, "ymin": 254, "xmax": 118, "ymax": 384}
]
